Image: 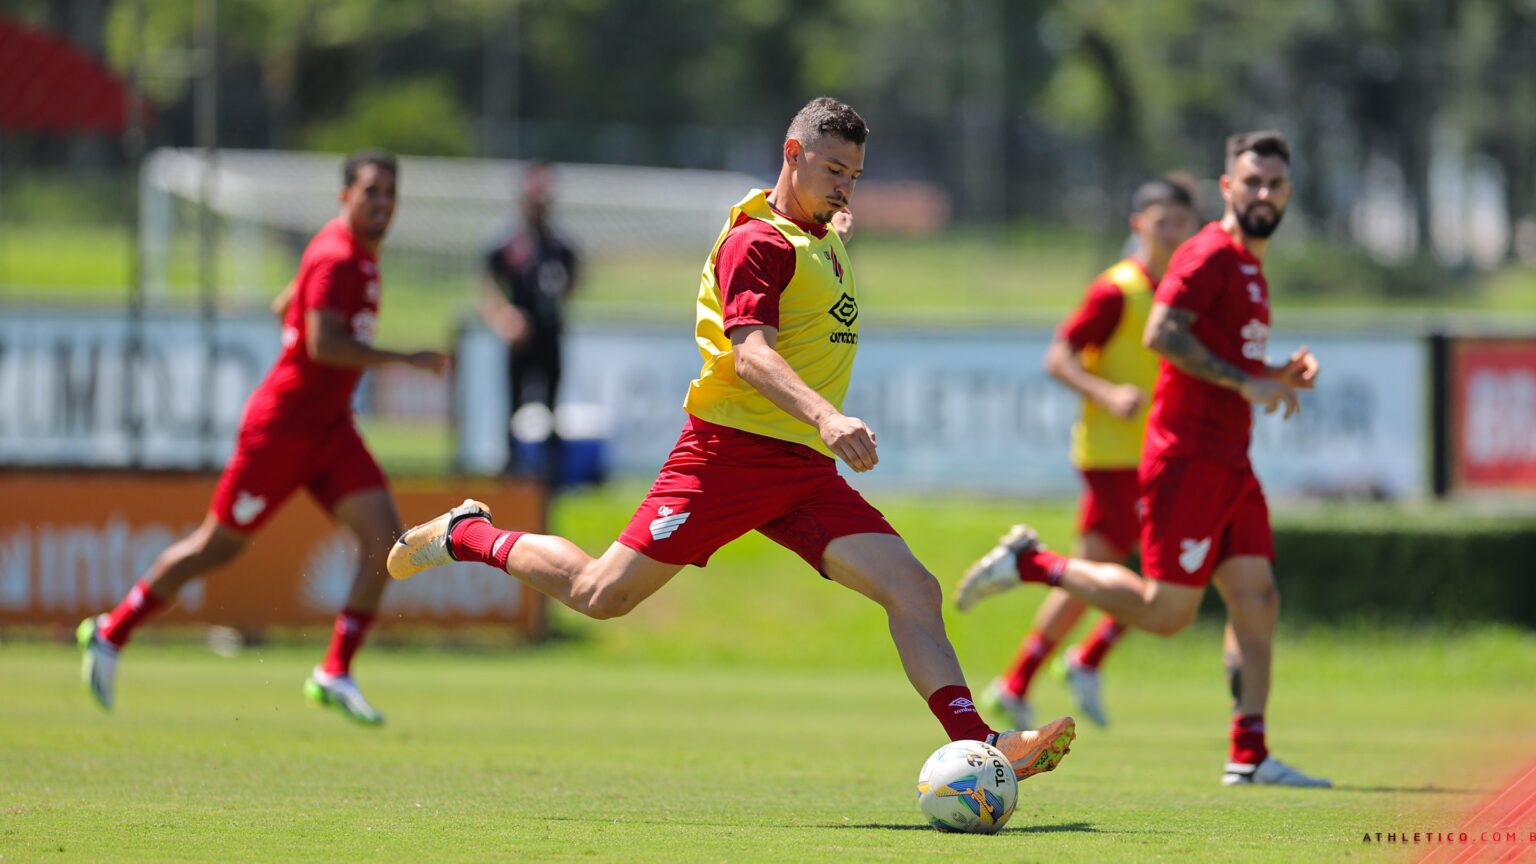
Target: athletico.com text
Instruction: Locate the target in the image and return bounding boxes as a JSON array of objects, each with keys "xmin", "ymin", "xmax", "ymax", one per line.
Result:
[{"xmin": 1361, "ymin": 830, "xmax": 1536, "ymax": 844}]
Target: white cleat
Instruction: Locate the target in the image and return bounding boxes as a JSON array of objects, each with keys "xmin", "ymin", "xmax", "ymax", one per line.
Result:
[
  {"xmin": 77, "ymin": 615, "xmax": 119, "ymax": 711},
  {"xmin": 305, "ymin": 667, "xmax": 385, "ymax": 726},
  {"xmin": 979, "ymin": 679, "xmax": 1034, "ymax": 730},
  {"xmin": 387, "ymin": 498, "xmax": 494, "ymax": 580},
  {"xmin": 76, "ymin": 611, "xmax": 117, "ymax": 707},
  {"xmin": 1064, "ymin": 655, "xmax": 1110, "ymax": 727},
  {"xmin": 954, "ymin": 525, "xmax": 1040, "ymax": 612},
  {"xmin": 1222, "ymin": 756, "xmax": 1332, "ymax": 788}
]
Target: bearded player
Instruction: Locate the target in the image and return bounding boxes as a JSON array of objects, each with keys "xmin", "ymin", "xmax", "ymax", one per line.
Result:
[
  {"xmin": 388, "ymin": 97, "xmax": 1076, "ymax": 780},
  {"xmin": 979, "ymin": 178, "xmax": 1197, "ymax": 731},
  {"xmin": 78, "ymin": 151, "xmax": 450, "ymax": 726},
  {"xmin": 957, "ymin": 130, "xmax": 1330, "ymax": 787}
]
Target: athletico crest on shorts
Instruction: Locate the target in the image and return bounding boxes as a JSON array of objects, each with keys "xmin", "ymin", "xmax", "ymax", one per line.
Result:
[{"xmin": 649, "ymin": 505, "xmax": 691, "ymax": 540}]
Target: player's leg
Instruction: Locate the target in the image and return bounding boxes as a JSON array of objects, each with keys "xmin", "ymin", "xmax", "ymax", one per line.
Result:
[
  {"xmin": 1060, "ymin": 529, "xmax": 1130, "ymax": 727},
  {"xmin": 1222, "ymin": 619, "xmax": 1242, "ymax": 705},
  {"xmin": 79, "ymin": 513, "xmax": 248, "ymax": 711},
  {"xmin": 983, "ymin": 588, "xmax": 1085, "ymax": 729},
  {"xmin": 1210, "ymin": 476, "xmax": 1329, "ymax": 788},
  {"xmin": 819, "ymin": 532, "xmax": 1075, "ymax": 780},
  {"xmin": 300, "ymin": 485, "xmax": 400, "ymax": 725},
  {"xmin": 958, "ymin": 534, "xmax": 1203, "ymax": 636},
  {"xmin": 392, "ymin": 496, "xmax": 686, "ymax": 620}
]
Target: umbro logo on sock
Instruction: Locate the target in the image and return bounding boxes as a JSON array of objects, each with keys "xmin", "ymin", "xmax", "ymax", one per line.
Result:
[
  {"xmin": 949, "ymin": 697, "xmax": 977, "ymax": 714},
  {"xmin": 650, "ymin": 506, "xmax": 691, "ymax": 540}
]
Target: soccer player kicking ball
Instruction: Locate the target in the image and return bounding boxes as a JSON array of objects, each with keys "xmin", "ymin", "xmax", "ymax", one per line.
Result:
[
  {"xmin": 78, "ymin": 151, "xmax": 450, "ymax": 725},
  {"xmin": 390, "ymin": 98, "xmax": 1075, "ymax": 780},
  {"xmin": 957, "ymin": 131, "xmax": 1331, "ymax": 788},
  {"xmin": 979, "ymin": 178, "xmax": 1198, "ymax": 732}
]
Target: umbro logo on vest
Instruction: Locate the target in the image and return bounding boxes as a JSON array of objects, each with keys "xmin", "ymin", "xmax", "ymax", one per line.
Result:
[{"xmin": 827, "ymin": 293, "xmax": 858, "ymax": 326}]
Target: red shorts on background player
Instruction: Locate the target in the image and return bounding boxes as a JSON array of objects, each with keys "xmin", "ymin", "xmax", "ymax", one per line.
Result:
[
  {"xmin": 78, "ymin": 151, "xmax": 451, "ymax": 726},
  {"xmin": 956, "ymin": 130, "xmax": 1332, "ymax": 788},
  {"xmin": 973, "ymin": 178, "xmax": 1196, "ymax": 733},
  {"xmin": 386, "ymin": 97, "xmax": 1077, "ymax": 783}
]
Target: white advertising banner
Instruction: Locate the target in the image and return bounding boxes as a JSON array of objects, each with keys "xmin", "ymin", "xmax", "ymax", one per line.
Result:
[
  {"xmin": 457, "ymin": 323, "xmax": 1428, "ymax": 498},
  {"xmin": 0, "ymin": 311, "xmax": 280, "ymax": 468}
]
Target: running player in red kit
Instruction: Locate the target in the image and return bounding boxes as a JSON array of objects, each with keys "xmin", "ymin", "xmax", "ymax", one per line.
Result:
[
  {"xmin": 78, "ymin": 151, "xmax": 450, "ymax": 726},
  {"xmin": 957, "ymin": 131, "xmax": 1331, "ymax": 787},
  {"xmin": 977, "ymin": 178, "xmax": 1197, "ymax": 732},
  {"xmin": 387, "ymin": 97, "xmax": 1076, "ymax": 781}
]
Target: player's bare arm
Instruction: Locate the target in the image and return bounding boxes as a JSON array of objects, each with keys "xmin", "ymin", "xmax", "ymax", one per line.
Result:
[
  {"xmin": 730, "ymin": 324, "xmax": 878, "ymax": 472},
  {"xmin": 477, "ymin": 274, "xmax": 531, "ymax": 346},
  {"xmin": 271, "ymin": 281, "xmax": 296, "ymax": 320},
  {"xmin": 307, "ymin": 308, "xmax": 449, "ymax": 374},
  {"xmin": 1044, "ymin": 336, "xmax": 1144, "ymax": 420},
  {"xmin": 1144, "ymin": 303, "xmax": 1299, "ymax": 418}
]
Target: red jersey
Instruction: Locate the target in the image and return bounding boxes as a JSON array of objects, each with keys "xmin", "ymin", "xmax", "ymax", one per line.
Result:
[
  {"xmin": 242, "ymin": 218, "xmax": 381, "ymax": 434},
  {"xmin": 1143, "ymin": 222, "xmax": 1271, "ymax": 466}
]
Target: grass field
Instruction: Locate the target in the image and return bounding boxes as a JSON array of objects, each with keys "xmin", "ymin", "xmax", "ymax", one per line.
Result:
[{"xmin": 5, "ymin": 489, "xmax": 1536, "ymax": 862}]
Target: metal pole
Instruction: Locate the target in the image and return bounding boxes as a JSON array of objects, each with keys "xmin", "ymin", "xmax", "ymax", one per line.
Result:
[
  {"xmin": 125, "ymin": 0, "xmax": 148, "ymax": 467},
  {"xmin": 195, "ymin": 0, "xmax": 219, "ymax": 469}
]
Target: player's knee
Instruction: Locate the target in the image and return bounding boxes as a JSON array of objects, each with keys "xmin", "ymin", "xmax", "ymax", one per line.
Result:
[
  {"xmin": 571, "ymin": 578, "xmax": 636, "ymax": 620},
  {"xmin": 1142, "ymin": 603, "xmax": 1199, "ymax": 636},
  {"xmin": 885, "ymin": 569, "xmax": 944, "ymax": 617}
]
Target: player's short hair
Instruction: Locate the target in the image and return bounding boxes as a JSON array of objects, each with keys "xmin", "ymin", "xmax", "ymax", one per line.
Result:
[
  {"xmin": 1225, "ymin": 130, "xmax": 1290, "ymax": 170},
  {"xmin": 1131, "ymin": 176, "xmax": 1196, "ymax": 214},
  {"xmin": 343, "ymin": 149, "xmax": 398, "ymax": 187},
  {"xmin": 785, "ymin": 97, "xmax": 868, "ymax": 149}
]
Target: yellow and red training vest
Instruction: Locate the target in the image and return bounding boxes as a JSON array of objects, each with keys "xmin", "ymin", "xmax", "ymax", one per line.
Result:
[
  {"xmin": 1071, "ymin": 258, "xmax": 1160, "ymax": 470},
  {"xmin": 683, "ymin": 189, "xmax": 858, "ymax": 457}
]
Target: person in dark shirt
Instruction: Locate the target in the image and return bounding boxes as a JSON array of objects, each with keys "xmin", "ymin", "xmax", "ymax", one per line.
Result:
[{"xmin": 479, "ymin": 162, "xmax": 580, "ymax": 476}]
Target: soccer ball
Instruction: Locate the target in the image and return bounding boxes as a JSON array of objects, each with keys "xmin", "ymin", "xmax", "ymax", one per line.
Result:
[{"xmin": 916, "ymin": 739, "xmax": 1018, "ymax": 833}]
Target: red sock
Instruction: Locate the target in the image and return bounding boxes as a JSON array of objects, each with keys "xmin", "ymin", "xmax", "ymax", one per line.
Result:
[
  {"xmin": 321, "ymin": 608, "xmax": 375, "ymax": 677},
  {"xmin": 1073, "ymin": 616, "xmax": 1125, "ymax": 670},
  {"xmin": 1001, "ymin": 632, "xmax": 1055, "ymax": 697},
  {"xmin": 927, "ymin": 685, "xmax": 996, "ymax": 741},
  {"xmin": 449, "ymin": 518, "xmax": 523, "ymax": 570},
  {"xmin": 99, "ymin": 579, "xmax": 166, "ymax": 648},
  {"xmin": 1016, "ymin": 549, "xmax": 1067, "ymax": 586},
  {"xmin": 1229, "ymin": 713, "xmax": 1268, "ymax": 766}
]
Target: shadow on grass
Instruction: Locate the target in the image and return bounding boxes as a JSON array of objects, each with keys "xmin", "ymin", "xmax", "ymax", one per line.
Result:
[
  {"xmin": 1331, "ymin": 784, "xmax": 1482, "ymax": 796},
  {"xmin": 823, "ymin": 820, "xmax": 1104, "ymax": 834}
]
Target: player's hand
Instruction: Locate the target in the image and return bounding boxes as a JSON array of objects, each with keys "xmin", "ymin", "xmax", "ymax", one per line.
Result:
[
  {"xmin": 1272, "ymin": 345, "xmax": 1320, "ymax": 390},
  {"xmin": 1101, "ymin": 384, "xmax": 1146, "ymax": 420},
  {"xmin": 1239, "ymin": 377, "xmax": 1300, "ymax": 419},
  {"xmin": 406, "ymin": 351, "xmax": 451, "ymax": 375},
  {"xmin": 490, "ymin": 306, "xmax": 531, "ymax": 347},
  {"xmin": 819, "ymin": 412, "xmax": 878, "ymax": 472},
  {"xmin": 831, "ymin": 208, "xmax": 854, "ymax": 243}
]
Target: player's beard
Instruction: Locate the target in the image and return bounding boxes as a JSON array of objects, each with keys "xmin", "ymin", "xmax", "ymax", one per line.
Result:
[{"xmin": 1236, "ymin": 202, "xmax": 1284, "ymax": 239}]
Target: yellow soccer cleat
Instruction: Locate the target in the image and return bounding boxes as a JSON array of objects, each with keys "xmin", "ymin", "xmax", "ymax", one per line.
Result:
[
  {"xmin": 387, "ymin": 498, "xmax": 493, "ymax": 580},
  {"xmin": 988, "ymin": 715, "xmax": 1076, "ymax": 780}
]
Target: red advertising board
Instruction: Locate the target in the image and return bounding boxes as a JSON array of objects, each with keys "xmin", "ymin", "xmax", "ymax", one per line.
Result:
[
  {"xmin": 1452, "ymin": 339, "xmax": 1536, "ymax": 491},
  {"xmin": 0, "ymin": 471, "xmax": 547, "ymax": 636}
]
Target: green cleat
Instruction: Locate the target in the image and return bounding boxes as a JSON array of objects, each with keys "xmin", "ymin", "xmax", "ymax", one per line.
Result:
[{"xmin": 305, "ymin": 667, "xmax": 385, "ymax": 726}]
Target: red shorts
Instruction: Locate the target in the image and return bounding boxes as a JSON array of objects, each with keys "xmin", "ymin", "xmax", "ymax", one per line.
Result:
[
  {"xmin": 1138, "ymin": 456, "xmax": 1272, "ymax": 588},
  {"xmin": 617, "ymin": 419, "xmax": 899, "ymax": 572},
  {"xmin": 210, "ymin": 422, "xmax": 388, "ymax": 533},
  {"xmin": 1076, "ymin": 468, "xmax": 1141, "ymax": 557}
]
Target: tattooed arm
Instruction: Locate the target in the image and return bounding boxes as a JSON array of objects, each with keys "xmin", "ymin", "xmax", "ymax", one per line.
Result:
[{"xmin": 1143, "ymin": 302, "xmax": 1300, "ymax": 418}]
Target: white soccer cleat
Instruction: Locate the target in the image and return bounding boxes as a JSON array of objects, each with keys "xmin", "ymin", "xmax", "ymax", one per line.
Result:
[
  {"xmin": 954, "ymin": 525, "xmax": 1040, "ymax": 612},
  {"xmin": 77, "ymin": 615, "xmax": 119, "ymax": 711},
  {"xmin": 387, "ymin": 498, "xmax": 494, "ymax": 580},
  {"xmin": 1064, "ymin": 655, "xmax": 1110, "ymax": 727},
  {"xmin": 979, "ymin": 679, "xmax": 1034, "ymax": 730},
  {"xmin": 1222, "ymin": 756, "xmax": 1332, "ymax": 788},
  {"xmin": 305, "ymin": 667, "xmax": 385, "ymax": 726}
]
